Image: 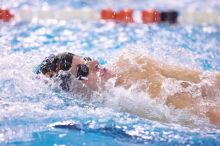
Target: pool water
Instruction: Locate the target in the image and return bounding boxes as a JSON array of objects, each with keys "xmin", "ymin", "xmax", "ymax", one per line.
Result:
[{"xmin": 1, "ymin": 0, "xmax": 220, "ymax": 146}]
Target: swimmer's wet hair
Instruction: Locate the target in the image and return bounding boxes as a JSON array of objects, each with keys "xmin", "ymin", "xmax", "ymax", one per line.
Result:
[
  {"xmin": 57, "ymin": 52, "xmax": 74, "ymax": 71},
  {"xmin": 39, "ymin": 52, "xmax": 74, "ymax": 75}
]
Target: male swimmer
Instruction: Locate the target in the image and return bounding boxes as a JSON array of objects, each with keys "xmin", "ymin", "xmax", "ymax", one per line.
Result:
[{"xmin": 38, "ymin": 52, "xmax": 220, "ymax": 127}]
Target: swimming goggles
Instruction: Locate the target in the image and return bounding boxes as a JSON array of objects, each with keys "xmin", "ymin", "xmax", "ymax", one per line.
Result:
[{"xmin": 76, "ymin": 57, "xmax": 92, "ymax": 80}]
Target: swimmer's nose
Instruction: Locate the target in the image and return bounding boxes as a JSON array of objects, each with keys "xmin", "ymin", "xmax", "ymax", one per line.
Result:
[{"xmin": 88, "ymin": 60, "xmax": 100, "ymax": 71}]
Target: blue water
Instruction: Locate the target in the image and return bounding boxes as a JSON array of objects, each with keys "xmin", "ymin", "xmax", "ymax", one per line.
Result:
[{"xmin": 1, "ymin": 1, "xmax": 220, "ymax": 146}]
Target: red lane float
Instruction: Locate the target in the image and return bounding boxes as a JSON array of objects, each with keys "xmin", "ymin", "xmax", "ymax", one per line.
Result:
[
  {"xmin": 142, "ymin": 9, "xmax": 160, "ymax": 23},
  {"xmin": 100, "ymin": 9, "xmax": 116, "ymax": 20},
  {"xmin": 101, "ymin": 9, "xmax": 134, "ymax": 23},
  {"xmin": 115, "ymin": 9, "xmax": 134, "ymax": 23},
  {"xmin": 0, "ymin": 8, "xmax": 14, "ymax": 22}
]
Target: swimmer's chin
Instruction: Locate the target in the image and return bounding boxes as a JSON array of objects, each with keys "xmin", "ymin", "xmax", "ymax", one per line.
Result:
[{"xmin": 101, "ymin": 68, "xmax": 115, "ymax": 81}]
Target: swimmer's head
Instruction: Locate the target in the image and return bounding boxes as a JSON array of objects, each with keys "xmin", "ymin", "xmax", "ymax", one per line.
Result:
[{"xmin": 38, "ymin": 52, "xmax": 113, "ymax": 90}]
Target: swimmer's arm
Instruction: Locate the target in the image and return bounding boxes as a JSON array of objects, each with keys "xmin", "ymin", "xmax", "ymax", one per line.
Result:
[
  {"xmin": 132, "ymin": 54, "xmax": 202, "ymax": 83},
  {"xmin": 160, "ymin": 64, "xmax": 201, "ymax": 83},
  {"xmin": 129, "ymin": 54, "xmax": 202, "ymax": 83}
]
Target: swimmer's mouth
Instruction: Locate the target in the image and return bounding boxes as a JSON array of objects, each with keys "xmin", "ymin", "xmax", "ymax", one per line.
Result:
[{"xmin": 99, "ymin": 68, "xmax": 107, "ymax": 76}]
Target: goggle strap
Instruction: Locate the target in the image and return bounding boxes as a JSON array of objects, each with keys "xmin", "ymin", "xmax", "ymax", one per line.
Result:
[
  {"xmin": 77, "ymin": 76, "xmax": 88, "ymax": 80},
  {"xmin": 81, "ymin": 76, "xmax": 88, "ymax": 80}
]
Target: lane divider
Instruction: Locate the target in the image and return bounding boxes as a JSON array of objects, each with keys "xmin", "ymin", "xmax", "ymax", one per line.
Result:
[
  {"xmin": 0, "ymin": 8, "xmax": 14, "ymax": 22},
  {"xmin": 1, "ymin": 7, "xmax": 220, "ymax": 25}
]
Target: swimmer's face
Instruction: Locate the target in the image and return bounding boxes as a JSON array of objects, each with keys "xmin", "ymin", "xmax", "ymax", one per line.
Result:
[{"xmin": 71, "ymin": 55, "xmax": 113, "ymax": 90}]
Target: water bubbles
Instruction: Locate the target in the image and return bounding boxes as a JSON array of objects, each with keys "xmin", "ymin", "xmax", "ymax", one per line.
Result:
[{"xmin": 203, "ymin": 26, "xmax": 217, "ymax": 33}]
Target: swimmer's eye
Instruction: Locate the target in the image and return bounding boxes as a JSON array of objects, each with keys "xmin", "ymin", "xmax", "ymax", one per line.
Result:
[
  {"xmin": 75, "ymin": 57, "xmax": 92, "ymax": 80},
  {"xmin": 76, "ymin": 64, "xmax": 89, "ymax": 80}
]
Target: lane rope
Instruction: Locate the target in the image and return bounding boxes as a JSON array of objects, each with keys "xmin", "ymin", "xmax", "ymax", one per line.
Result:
[{"xmin": 1, "ymin": 7, "xmax": 220, "ymax": 25}]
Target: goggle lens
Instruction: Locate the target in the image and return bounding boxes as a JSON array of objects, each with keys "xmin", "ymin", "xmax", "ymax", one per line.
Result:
[{"xmin": 75, "ymin": 57, "xmax": 93, "ymax": 80}]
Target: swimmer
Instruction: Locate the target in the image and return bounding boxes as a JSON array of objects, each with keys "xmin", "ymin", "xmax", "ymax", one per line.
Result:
[{"xmin": 38, "ymin": 52, "xmax": 220, "ymax": 127}]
